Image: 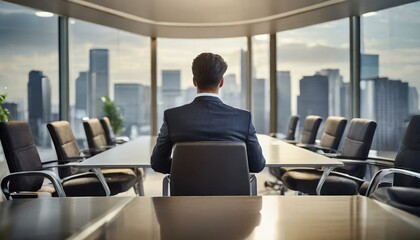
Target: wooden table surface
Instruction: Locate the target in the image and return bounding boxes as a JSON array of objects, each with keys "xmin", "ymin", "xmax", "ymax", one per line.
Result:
[
  {"xmin": 1, "ymin": 196, "xmax": 418, "ymax": 240},
  {"xmin": 75, "ymin": 134, "xmax": 343, "ymax": 169}
]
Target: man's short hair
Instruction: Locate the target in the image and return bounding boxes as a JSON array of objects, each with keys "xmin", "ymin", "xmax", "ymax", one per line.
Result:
[{"xmin": 192, "ymin": 52, "xmax": 228, "ymax": 90}]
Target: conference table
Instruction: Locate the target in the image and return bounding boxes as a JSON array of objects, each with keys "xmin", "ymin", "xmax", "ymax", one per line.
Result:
[
  {"xmin": 0, "ymin": 195, "xmax": 419, "ymax": 239},
  {"xmin": 73, "ymin": 134, "xmax": 343, "ymax": 195}
]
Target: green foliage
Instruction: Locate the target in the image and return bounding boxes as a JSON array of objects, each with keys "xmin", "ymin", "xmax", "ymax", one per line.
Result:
[
  {"xmin": 0, "ymin": 94, "xmax": 12, "ymax": 122},
  {"xmin": 101, "ymin": 96, "xmax": 124, "ymax": 135}
]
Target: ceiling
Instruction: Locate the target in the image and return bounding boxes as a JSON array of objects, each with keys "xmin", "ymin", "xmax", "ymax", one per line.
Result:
[{"xmin": 4, "ymin": 0, "xmax": 419, "ymax": 38}]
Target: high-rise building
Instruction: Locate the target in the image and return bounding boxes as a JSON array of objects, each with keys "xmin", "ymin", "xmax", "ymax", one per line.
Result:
[
  {"xmin": 317, "ymin": 69, "xmax": 343, "ymax": 116},
  {"xmin": 240, "ymin": 49, "xmax": 247, "ymax": 109},
  {"xmin": 88, "ymin": 49, "xmax": 109, "ymax": 117},
  {"xmin": 27, "ymin": 70, "xmax": 51, "ymax": 146},
  {"xmin": 361, "ymin": 54, "xmax": 379, "ymax": 80},
  {"xmin": 2, "ymin": 102, "xmax": 18, "ymax": 120},
  {"xmin": 115, "ymin": 83, "xmax": 149, "ymax": 137},
  {"xmin": 297, "ymin": 75, "xmax": 329, "ymax": 128},
  {"xmin": 364, "ymin": 77, "xmax": 409, "ymax": 151},
  {"xmin": 252, "ymin": 78, "xmax": 267, "ymax": 133},
  {"xmin": 221, "ymin": 73, "xmax": 240, "ymax": 108},
  {"xmin": 408, "ymin": 86, "xmax": 419, "ymax": 115},
  {"xmin": 276, "ymin": 71, "xmax": 291, "ymax": 135},
  {"xmin": 160, "ymin": 70, "xmax": 182, "ymax": 127},
  {"xmin": 75, "ymin": 71, "xmax": 88, "ymax": 113}
]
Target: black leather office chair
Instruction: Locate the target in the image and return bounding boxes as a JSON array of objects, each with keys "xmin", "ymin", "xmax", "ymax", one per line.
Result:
[
  {"xmin": 266, "ymin": 115, "xmax": 322, "ymax": 192},
  {"xmin": 100, "ymin": 116, "xmax": 129, "ymax": 146},
  {"xmin": 0, "ymin": 121, "xmax": 114, "ymax": 199},
  {"xmin": 286, "ymin": 115, "xmax": 299, "ymax": 140},
  {"xmin": 365, "ymin": 115, "xmax": 420, "ymax": 216},
  {"xmin": 162, "ymin": 141, "xmax": 256, "ymax": 196},
  {"xmin": 47, "ymin": 121, "xmax": 140, "ymax": 195},
  {"xmin": 83, "ymin": 118, "xmax": 113, "ymax": 155},
  {"xmin": 297, "ymin": 116, "xmax": 347, "ymax": 153},
  {"xmin": 282, "ymin": 118, "xmax": 377, "ymax": 195}
]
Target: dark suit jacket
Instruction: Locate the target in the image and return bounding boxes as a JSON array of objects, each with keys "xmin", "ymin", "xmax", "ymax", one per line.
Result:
[{"xmin": 151, "ymin": 96, "xmax": 266, "ymax": 174}]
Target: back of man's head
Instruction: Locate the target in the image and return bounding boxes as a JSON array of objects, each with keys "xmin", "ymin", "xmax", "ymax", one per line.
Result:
[{"xmin": 192, "ymin": 52, "xmax": 228, "ymax": 90}]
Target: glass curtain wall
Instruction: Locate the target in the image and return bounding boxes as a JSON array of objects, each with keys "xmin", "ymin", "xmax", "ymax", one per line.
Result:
[
  {"xmin": 69, "ymin": 19, "xmax": 151, "ymax": 147},
  {"xmin": 0, "ymin": 1, "xmax": 59, "ymax": 161},
  {"xmin": 360, "ymin": 1, "xmax": 420, "ymax": 155},
  {"xmin": 156, "ymin": 38, "xmax": 247, "ymax": 128},
  {"xmin": 276, "ymin": 19, "xmax": 350, "ymax": 139}
]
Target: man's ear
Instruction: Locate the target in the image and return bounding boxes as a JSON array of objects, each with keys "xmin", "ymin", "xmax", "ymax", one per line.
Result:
[
  {"xmin": 193, "ymin": 78, "xmax": 197, "ymax": 87},
  {"xmin": 219, "ymin": 78, "xmax": 224, "ymax": 88}
]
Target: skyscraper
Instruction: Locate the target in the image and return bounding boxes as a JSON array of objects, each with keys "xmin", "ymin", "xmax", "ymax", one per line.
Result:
[
  {"xmin": 75, "ymin": 71, "xmax": 88, "ymax": 113},
  {"xmin": 115, "ymin": 83, "xmax": 149, "ymax": 137},
  {"xmin": 27, "ymin": 70, "xmax": 51, "ymax": 146},
  {"xmin": 88, "ymin": 49, "xmax": 109, "ymax": 117},
  {"xmin": 240, "ymin": 49, "xmax": 247, "ymax": 109},
  {"xmin": 276, "ymin": 71, "xmax": 291, "ymax": 134},
  {"xmin": 252, "ymin": 78, "xmax": 267, "ymax": 133},
  {"xmin": 367, "ymin": 77, "xmax": 409, "ymax": 151},
  {"xmin": 317, "ymin": 69, "xmax": 343, "ymax": 116},
  {"xmin": 221, "ymin": 73, "xmax": 240, "ymax": 108},
  {"xmin": 160, "ymin": 69, "xmax": 182, "ymax": 127},
  {"xmin": 297, "ymin": 75, "xmax": 329, "ymax": 128}
]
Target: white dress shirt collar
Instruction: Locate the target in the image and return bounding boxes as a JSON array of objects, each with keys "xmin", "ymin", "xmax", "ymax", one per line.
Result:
[{"xmin": 195, "ymin": 93, "xmax": 220, "ymax": 99}]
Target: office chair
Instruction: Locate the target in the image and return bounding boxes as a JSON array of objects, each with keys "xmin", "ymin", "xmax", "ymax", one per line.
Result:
[
  {"xmin": 47, "ymin": 121, "xmax": 141, "ymax": 195},
  {"xmin": 100, "ymin": 116, "xmax": 129, "ymax": 146},
  {"xmin": 365, "ymin": 115, "xmax": 420, "ymax": 216},
  {"xmin": 162, "ymin": 141, "xmax": 256, "ymax": 196},
  {"xmin": 281, "ymin": 118, "xmax": 377, "ymax": 195},
  {"xmin": 266, "ymin": 115, "xmax": 322, "ymax": 193},
  {"xmin": 83, "ymin": 118, "xmax": 113, "ymax": 155},
  {"xmin": 0, "ymin": 121, "xmax": 114, "ymax": 199},
  {"xmin": 297, "ymin": 116, "xmax": 347, "ymax": 153}
]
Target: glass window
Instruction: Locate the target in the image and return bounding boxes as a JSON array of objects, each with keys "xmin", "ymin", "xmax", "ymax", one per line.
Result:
[
  {"xmin": 157, "ymin": 38, "xmax": 247, "ymax": 128},
  {"xmin": 252, "ymin": 35, "xmax": 270, "ymax": 134},
  {"xmin": 69, "ymin": 19, "xmax": 151, "ymax": 146},
  {"xmin": 361, "ymin": 2, "xmax": 420, "ymax": 154},
  {"xmin": 0, "ymin": 1, "xmax": 59, "ymax": 161},
  {"xmin": 276, "ymin": 19, "xmax": 350, "ymax": 138}
]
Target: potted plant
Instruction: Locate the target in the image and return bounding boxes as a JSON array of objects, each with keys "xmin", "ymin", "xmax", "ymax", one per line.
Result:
[
  {"xmin": 101, "ymin": 96, "xmax": 124, "ymax": 135},
  {"xmin": 0, "ymin": 94, "xmax": 12, "ymax": 122}
]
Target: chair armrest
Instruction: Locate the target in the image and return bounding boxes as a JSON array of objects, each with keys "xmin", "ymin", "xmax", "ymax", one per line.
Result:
[
  {"xmin": 297, "ymin": 144, "xmax": 338, "ymax": 153},
  {"xmin": 366, "ymin": 168, "xmax": 420, "ymax": 197},
  {"xmin": 42, "ymin": 156, "xmax": 85, "ymax": 167},
  {"xmin": 61, "ymin": 169, "xmax": 111, "ymax": 197},
  {"xmin": 365, "ymin": 157, "xmax": 394, "ymax": 168},
  {"xmin": 283, "ymin": 140, "xmax": 299, "ymax": 145},
  {"xmin": 1, "ymin": 170, "xmax": 66, "ymax": 200}
]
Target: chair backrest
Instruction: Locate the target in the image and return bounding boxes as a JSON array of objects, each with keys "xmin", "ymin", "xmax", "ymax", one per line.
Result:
[
  {"xmin": 337, "ymin": 118, "xmax": 377, "ymax": 178},
  {"xmin": 47, "ymin": 121, "xmax": 82, "ymax": 178},
  {"xmin": 394, "ymin": 115, "xmax": 420, "ymax": 188},
  {"xmin": 100, "ymin": 117, "xmax": 116, "ymax": 146},
  {"xmin": 300, "ymin": 115, "xmax": 322, "ymax": 144},
  {"xmin": 285, "ymin": 116, "xmax": 299, "ymax": 140},
  {"xmin": 0, "ymin": 121, "xmax": 44, "ymax": 192},
  {"xmin": 83, "ymin": 118, "xmax": 108, "ymax": 151},
  {"xmin": 170, "ymin": 142, "xmax": 251, "ymax": 196},
  {"xmin": 319, "ymin": 116, "xmax": 347, "ymax": 150}
]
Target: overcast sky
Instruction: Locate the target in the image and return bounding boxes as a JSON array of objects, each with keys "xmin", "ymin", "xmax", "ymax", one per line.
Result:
[{"xmin": 0, "ymin": 1, "xmax": 419, "ymax": 115}]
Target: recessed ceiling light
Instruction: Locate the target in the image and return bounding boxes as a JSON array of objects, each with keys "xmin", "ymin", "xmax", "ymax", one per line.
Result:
[
  {"xmin": 35, "ymin": 11, "xmax": 54, "ymax": 17},
  {"xmin": 363, "ymin": 12, "xmax": 377, "ymax": 17}
]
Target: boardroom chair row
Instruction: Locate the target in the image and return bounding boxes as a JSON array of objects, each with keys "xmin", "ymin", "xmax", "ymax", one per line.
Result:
[
  {"xmin": 269, "ymin": 114, "xmax": 420, "ymax": 216},
  {"xmin": 0, "ymin": 118, "xmax": 142, "ymax": 200}
]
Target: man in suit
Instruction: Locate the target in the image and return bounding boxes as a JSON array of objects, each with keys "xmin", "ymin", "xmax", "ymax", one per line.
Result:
[{"xmin": 151, "ymin": 52, "xmax": 266, "ymax": 173}]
